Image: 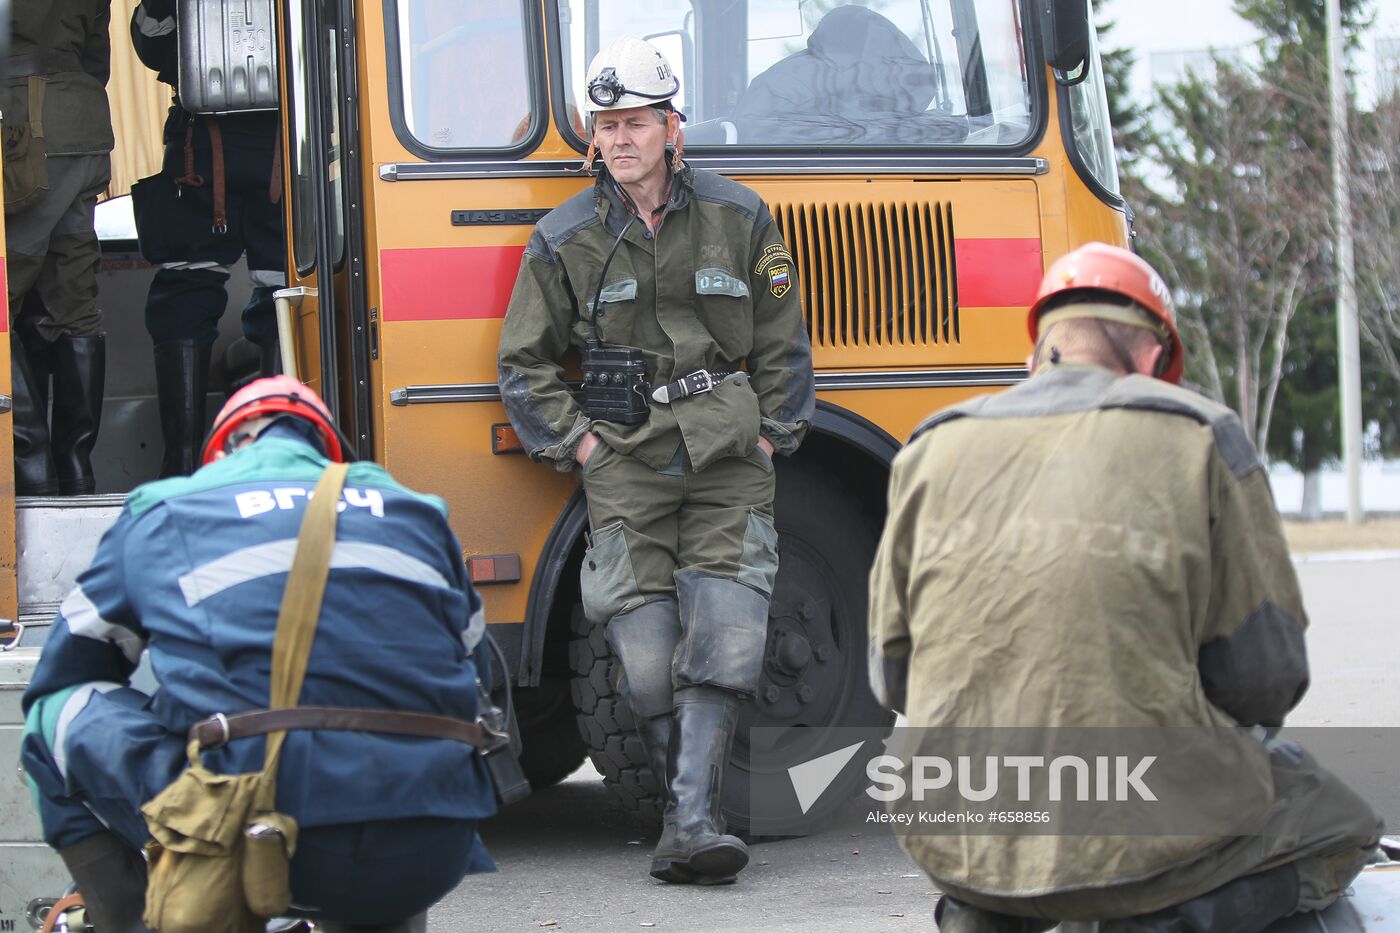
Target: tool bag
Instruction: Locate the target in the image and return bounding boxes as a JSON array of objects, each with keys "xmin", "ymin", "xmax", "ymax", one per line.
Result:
[{"xmin": 141, "ymin": 463, "xmax": 349, "ymax": 932}]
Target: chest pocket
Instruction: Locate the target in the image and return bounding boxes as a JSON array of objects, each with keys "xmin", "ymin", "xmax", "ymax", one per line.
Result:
[
  {"xmin": 582, "ymin": 276, "xmax": 639, "ymax": 346},
  {"xmin": 694, "ymin": 267, "xmax": 752, "ymax": 359}
]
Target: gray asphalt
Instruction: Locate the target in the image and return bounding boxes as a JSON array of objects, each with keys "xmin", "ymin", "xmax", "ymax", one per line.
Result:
[{"xmin": 431, "ymin": 556, "xmax": 1400, "ymax": 933}]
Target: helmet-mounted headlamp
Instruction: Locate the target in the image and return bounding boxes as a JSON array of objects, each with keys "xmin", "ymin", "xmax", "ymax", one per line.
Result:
[{"xmin": 587, "ymin": 66, "xmax": 679, "ymax": 108}]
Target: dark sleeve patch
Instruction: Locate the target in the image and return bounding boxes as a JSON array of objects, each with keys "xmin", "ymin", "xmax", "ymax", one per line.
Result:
[
  {"xmin": 1198, "ymin": 601, "xmax": 1309, "ymax": 727},
  {"xmin": 524, "ymin": 228, "xmax": 555, "ymax": 264}
]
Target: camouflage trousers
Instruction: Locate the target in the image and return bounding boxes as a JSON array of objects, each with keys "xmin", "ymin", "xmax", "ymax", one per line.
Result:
[{"xmin": 579, "ymin": 441, "xmax": 778, "ymax": 713}]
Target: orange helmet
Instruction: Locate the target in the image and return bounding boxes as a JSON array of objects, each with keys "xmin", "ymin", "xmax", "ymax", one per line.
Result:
[
  {"xmin": 1027, "ymin": 242, "xmax": 1184, "ymax": 384},
  {"xmin": 201, "ymin": 375, "xmax": 344, "ymax": 465}
]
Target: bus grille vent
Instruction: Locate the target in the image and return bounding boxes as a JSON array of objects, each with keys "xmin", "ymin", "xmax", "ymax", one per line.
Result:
[{"xmin": 768, "ymin": 198, "xmax": 960, "ymax": 349}]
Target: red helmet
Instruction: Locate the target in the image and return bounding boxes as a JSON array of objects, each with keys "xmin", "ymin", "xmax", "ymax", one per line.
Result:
[
  {"xmin": 201, "ymin": 375, "xmax": 344, "ymax": 465},
  {"xmin": 1027, "ymin": 242, "xmax": 1184, "ymax": 384}
]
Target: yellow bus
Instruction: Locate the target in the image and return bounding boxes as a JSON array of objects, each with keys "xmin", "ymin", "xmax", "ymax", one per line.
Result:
[{"xmin": 1, "ymin": 1, "xmax": 1129, "ymax": 892}]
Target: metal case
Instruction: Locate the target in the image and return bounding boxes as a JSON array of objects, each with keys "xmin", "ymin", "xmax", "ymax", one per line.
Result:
[{"xmin": 178, "ymin": 0, "xmax": 279, "ymax": 113}]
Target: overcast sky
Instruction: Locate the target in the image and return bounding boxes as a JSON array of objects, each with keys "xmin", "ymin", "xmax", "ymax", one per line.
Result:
[{"xmin": 1099, "ymin": 0, "xmax": 1400, "ymax": 106}]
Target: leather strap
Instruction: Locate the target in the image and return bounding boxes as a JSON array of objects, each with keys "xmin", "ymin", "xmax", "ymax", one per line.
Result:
[
  {"xmin": 189, "ymin": 706, "xmax": 487, "ymax": 751},
  {"xmin": 175, "ymin": 122, "xmax": 204, "ymax": 188},
  {"xmin": 173, "ymin": 116, "xmax": 229, "ymax": 234},
  {"xmin": 269, "ymin": 121, "xmax": 283, "ymax": 205},
  {"xmin": 650, "ymin": 368, "xmax": 735, "ymax": 404},
  {"xmin": 206, "ymin": 116, "xmax": 229, "ymax": 233}
]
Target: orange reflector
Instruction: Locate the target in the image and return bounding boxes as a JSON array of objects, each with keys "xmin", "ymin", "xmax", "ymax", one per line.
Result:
[
  {"xmin": 469, "ymin": 554, "xmax": 522, "ymax": 585},
  {"xmin": 492, "ymin": 423, "xmax": 523, "ymax": 454}
]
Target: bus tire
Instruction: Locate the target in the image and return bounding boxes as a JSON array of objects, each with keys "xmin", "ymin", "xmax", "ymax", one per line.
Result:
[
  {"xmin": 568, "ymin": 458, "xmax": 892, "ymax": 833},
  {"xmin": 514, "ymin": 677, "xmax": 589, "ymax": 789},
  {"xmin": 569, "ymin": 604, "xmax": 666, "ymax": 824}
]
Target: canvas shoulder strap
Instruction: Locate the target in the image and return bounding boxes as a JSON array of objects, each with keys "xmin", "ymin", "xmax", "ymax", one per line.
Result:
[{"xmin": 259, "ymin": 462, "xmax": 349, "ymax": 783}]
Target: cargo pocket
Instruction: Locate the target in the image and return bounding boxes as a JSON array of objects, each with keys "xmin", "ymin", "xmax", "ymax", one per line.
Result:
[
  {"xmin": 586, "ymin": 275, "xmax": 639, "ymax": 346},
  {"xmin": 2, "ymin": 79, "xmax": 49, "ymax": 216},
  {"xmin": 737, "ymin": 509, "xmax": 780, "ymax": 597},
  {"xmin": 580, "ymin": 520, "xmax": 641, "ymax": 624}
]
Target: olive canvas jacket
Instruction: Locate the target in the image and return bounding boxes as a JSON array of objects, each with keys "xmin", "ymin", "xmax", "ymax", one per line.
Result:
[
  {"xmin": 868, "ymin": 364, "xmax": 1310, "ymax": 897},
  {"xmin": 498, "ymin": 163, "xmax": 815, "ymax": 473},
  {"xmin": 3, "ymin": 0, "xmax": 114, "ymax": 156}
]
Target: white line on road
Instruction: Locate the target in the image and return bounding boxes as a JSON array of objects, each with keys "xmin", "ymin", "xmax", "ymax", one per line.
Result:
[{"xmin": 1292, "ymin": 550, "xmax": 1400, "ymax": 564}]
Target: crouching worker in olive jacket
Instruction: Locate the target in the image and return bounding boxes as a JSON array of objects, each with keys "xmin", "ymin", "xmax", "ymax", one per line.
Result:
[{"xmin": 869, "ymin": 244, "xmax": 1382, "ymax": 933}]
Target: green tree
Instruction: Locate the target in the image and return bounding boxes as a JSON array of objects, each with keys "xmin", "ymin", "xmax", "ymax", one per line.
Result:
[
  {"xmin": 1091, "ymin": 0, "xmax": 1148, "ymax": 166},
  {"xmin": 1129, "ymin": 0, "xmax": 1388, "ymax": 472}
]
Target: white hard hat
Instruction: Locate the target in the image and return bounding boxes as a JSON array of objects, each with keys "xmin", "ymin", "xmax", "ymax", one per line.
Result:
[{"xmin": 583, "ymin": 37, "xmax": 679, "ymax": 113}]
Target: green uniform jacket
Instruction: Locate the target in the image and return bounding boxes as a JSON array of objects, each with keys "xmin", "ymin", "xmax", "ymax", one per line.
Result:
[
  {"xmin": 3, "ymin": 0, "xmax": 115, "ymax": 156},
  {"xmin": 868, "ymin": 364, "xmax": 1309, "ymax": 897},
  {"xmin": 498, "ymin": 164, "xmax": 815, "ymax": 473}
]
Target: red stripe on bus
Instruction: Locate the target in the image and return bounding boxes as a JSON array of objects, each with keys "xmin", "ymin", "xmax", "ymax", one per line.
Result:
[
  {"xmin": 380, "ymin": 246, "xmax": 525, "ymax": 322},
  {"xmin": 379, "ymin": 238, "xmax": 1043, "ymax": 323},
  {"xmin": 955, "ymin": 237, "xmax": 1044, "ymax": 309},
  {"xmin": 0, "ymin": 257, "xmax": 8, "ymax": 333}
]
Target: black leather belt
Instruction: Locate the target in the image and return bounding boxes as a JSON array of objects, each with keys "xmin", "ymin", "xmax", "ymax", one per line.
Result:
[
  {"xmin": 650, "ymin": 369, "xmax": 735, "ymax": 404},
  {"xmin": 189, "ymin": 706, "xmax": 490, "ymax": 750}
]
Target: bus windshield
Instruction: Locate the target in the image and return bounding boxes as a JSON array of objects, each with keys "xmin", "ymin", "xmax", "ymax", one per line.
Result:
[{"xmin": 555, "ymin": 0, "xmax": 1035, "ymax": 150}]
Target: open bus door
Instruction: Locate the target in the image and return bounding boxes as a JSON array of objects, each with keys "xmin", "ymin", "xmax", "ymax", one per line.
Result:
[
  {"xmin": 0, "ymin": 0, "xmax": 17, "ymax": 640},
  {"xmin": 0, "ymin": 215, "xmax": 17, "ymax": 638},
  {"xmin": 277, "ymin": 0, "xmax": 373, "ymax": 458}
]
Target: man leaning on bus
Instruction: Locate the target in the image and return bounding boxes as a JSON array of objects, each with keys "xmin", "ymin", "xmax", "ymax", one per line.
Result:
[{"xmin": 498, "ymin": 36, "xmax": 814, "ymax": 886}]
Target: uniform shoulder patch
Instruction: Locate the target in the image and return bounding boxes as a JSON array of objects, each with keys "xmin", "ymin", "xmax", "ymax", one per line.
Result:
[
  {"xmin": 689, "ymin": 168, "xmax": 760, "ymax": 218},
  {"xmin": 755, "ymin": 243, "xmax": 793, "ymax": 275},
  {"xmin": 536, "ymin": 188, "xmax": 600, "ymax": 249},
  {"xmin": 1102, "ymin": 376, "xmax": 1261, "ymax": 479}
]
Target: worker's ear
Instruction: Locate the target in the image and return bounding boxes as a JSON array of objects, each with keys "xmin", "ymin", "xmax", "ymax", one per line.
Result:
[
  {"xmin": 1143, "ymin": 342, "xmax": 1166, "ymax": 379},
  {"xmin": 666, "ymin": 110, "xmax": 681, "ymax": 145}
]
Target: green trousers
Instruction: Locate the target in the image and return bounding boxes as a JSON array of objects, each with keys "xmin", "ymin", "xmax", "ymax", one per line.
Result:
[
  {"xmin": 6, "ymin": 153, "xmax": 109, "ymax": 339},
  {"xmin": 579, "ymin": 441, "xmax": 778, "ymax": 710}
]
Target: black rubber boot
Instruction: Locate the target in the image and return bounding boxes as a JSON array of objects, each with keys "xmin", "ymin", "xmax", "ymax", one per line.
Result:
[
  {"xmin": 153, "ymin": 339, "xmax": 212, "ymax": 478},
  {"xmin": 650, "ymin": 687, "xmax": 749, "ymax": 885},
  {"xmin": 57, "ymin": 831, "xmax": 154, "ymax": 933},
  {"xmin": 936, "ymin": 896, "xmax": 1054, "ymax": 932},
  {"xmin": 50, "ymin": 334, "xmax": 105, "ymax": 495},
  {"xmin": 1097, "ymin": 864, "xmax": 1300, "ymax": 933},
  {"xmin": 636, "ymin": 713, "xmax": 672, "ymax": 804},
  {"xmin": 16, "ymin": 313, "xmax": 54, "ymax": 412},
  {"xmin": 11, "ymin": 334, "xmax": 59, "ymax": 496}
]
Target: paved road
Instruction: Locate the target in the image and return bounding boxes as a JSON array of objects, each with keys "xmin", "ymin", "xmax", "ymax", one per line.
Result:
[{"xmin": 432, "ymin": 557, "xmax": 1400, "ymax": 933}]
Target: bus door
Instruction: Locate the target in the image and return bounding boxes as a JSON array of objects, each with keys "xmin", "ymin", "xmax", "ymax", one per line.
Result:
[
  {"xmin": 0, "ymin": 218, "xmax": 17, "ymax": 633},
  {"xmin": 279, "ymin": 0, "xmax": 373, "ymax": 456}
]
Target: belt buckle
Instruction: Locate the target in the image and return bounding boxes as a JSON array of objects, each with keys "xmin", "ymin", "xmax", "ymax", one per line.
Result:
[{"xmin": 686, "ymin": 370, "xmax": 715, "ymax": 395}]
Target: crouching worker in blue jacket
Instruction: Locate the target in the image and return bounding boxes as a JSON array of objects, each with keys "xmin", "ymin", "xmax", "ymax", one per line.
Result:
[{"xmin": 20, "ymin": 375, "xmax": 496, "ymax": 933}]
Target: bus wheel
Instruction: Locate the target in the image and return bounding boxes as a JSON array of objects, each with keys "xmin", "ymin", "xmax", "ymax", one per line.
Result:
[
  {"xmin": 569, "ymin": 459, "xmax": 891, "ymax": 833},
  {"xmin": 569, "ymin": 604, "xmax": 666, "ymax": 824},
  {"xmin": 514, "ymin": 677, "xmax": 588, "ymax": 789}
]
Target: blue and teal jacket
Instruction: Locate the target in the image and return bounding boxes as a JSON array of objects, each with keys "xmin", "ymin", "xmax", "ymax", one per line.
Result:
[{"xmin": 22, "ymin": 424, "xmax": 496, "ymax": 831}]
